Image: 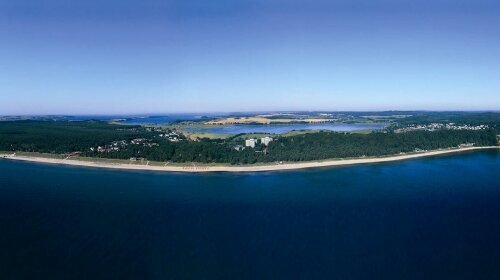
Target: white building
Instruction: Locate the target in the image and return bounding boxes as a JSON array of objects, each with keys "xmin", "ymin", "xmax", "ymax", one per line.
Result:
[
  {"xmin": 261, "ymin": 136, "xmax": 273, "ymax": 146},
  {"xmin": 245, "ymin": 139, "xmax": 256, "ymax": 148},
  {"xmin": 234, "ymin": 145, "xmax": 245, "ymax": 151}
]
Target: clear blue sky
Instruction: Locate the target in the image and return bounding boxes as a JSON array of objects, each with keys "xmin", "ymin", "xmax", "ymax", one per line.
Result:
[{"xmin": 1, "ymin": 0, "xmax": 499, "ymax": 114}]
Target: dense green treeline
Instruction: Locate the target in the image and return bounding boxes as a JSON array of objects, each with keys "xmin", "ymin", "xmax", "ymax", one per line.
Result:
[
  {"xmin": 90, "ymin": 129, "xmax": 497, "ymax": 164},
  {"xmin": 265, "ymin": 130, "xmax": 497, "ymax": 162},
  {"xmin": 90, "ymin": 140, "xmax": 236, "ymax": 163},
  {"xmin": 394, "ymin": 112, "xmax": 500, "ymax": 127},
  {"xmin": 0, "ymin": 121, "xmax": 150, "ymax": 153}
]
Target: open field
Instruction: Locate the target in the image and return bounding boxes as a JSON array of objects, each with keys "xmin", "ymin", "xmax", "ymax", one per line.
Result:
[
  {"xmin": 184, "ymin": 132, "xmax": 230, "ymax": 140},
  {"xmin": 204, "ymin": 116, "xmax": 338, "ymax": 125},
  {"xmin": 280, "ymin": 130, "xmax": 326, "ymax": 137}
]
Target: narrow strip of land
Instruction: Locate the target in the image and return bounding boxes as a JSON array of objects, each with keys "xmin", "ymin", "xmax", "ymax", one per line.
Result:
[{"xmin": 1, "ymin": 146, "xmax": 498, "ymax": 173}]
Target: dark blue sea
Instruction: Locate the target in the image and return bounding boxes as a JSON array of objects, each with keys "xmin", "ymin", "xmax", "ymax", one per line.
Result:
[{"xmin": 1, "ymin": 150, "xmax": 500, "ymax": 279}]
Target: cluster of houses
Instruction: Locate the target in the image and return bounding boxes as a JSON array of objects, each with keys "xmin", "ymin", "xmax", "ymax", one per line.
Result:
[
  {"xmin": 234, "ymin": 136, "xmax": 273, "ymax": 151},
  {"xmin": 130, "ymin": 138, "xmax": 160, "ymax": 147},
  {"xmin": 91, "ymin": 138, "xmax": 159, "ymax": 153},
  {"xmin": 458, "ymin": 143, "xmax": 475, "ymax": 148},
  {"xmin": 158, "ymin": 131, "xmax": 182, "ymax": 142},
  {"xmin": 89, "ymin": 128, "xmax": 186, "ymax": 154},
  {"xmin": 90, "ymin": 140, "xmax": 128, "ymax": 153},
  {"xmin": 395, "ymin": 123, "xmax": 489, "ymax": 133},
  {"xmin": 131, "ymin": 138, "xmax": 146, "ymax": 145},
  {"xmin": 145, "ymin": 127, "xmax": 164, "ymax": 132}
]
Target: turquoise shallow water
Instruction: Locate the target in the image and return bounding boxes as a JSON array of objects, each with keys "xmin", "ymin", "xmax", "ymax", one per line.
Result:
[{"xmin": 0, "ymin": 150, "xmax": 500, "ymax": 279}]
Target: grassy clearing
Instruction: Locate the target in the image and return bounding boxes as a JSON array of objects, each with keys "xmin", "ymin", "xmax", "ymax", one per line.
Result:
[
  {"xmin": 204, "ymin": 116, "xmax": 340, "ymax": 125},
  {"xmin": 348, "ymin": 129, "xmax": 375, "ymax": 134},
  {"xmin": 185, "ymin": 132, "xmax": 229, "ymax": 140},
  {"xmin": 281, "ymin": 130, "xmax": 326, "ymax": 137}
]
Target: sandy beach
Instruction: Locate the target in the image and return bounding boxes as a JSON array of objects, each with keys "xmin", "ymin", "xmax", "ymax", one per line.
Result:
[{"xmin": 1, "ymin": 146, "xmax": 498, "ymax": 173}]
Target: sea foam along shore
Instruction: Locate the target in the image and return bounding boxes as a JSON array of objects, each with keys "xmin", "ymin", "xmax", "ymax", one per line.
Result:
[{"xmin": 1, "ymin": 146, "xmax": 499, "ymax": 173}]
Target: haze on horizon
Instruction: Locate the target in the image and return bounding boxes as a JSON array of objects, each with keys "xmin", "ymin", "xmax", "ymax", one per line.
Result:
[{"xmin": 1, "ymin": 0, "xmax": 500, "ymax": 115}]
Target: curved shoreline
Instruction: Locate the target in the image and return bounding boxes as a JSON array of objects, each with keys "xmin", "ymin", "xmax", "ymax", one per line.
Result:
[{"xmin": 1, "ymin": 146, "xmax": 499, "ymax": 173}]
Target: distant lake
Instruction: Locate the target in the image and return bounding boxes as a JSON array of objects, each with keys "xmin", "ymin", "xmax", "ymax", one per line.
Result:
[
  {"xmin": 119, "ymin": 114, "xmax": 210, "ymax": 125},
  {"xmin": 184, "ymin": 123, "xmax": 386, "ymax": 134},
  {"xmin": 1, "ymin": 150, "xmax": 500, "ymax": 278}
]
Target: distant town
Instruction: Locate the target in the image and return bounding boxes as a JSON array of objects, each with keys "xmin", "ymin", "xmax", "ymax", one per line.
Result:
[{"xmin": 394, "ymin": 123, "xmax": 488, "ymax": 133}]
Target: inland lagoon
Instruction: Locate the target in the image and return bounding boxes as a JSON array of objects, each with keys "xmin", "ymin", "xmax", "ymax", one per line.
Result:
[{"xmin": 183, "ymin": 123, "xmax": 386, "ymax": 135}]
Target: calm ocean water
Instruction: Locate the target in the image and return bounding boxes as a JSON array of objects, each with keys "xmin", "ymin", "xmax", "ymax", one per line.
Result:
[{"xmin": 1, "ymin": 150, "xmax": 500, "ymax": 279}]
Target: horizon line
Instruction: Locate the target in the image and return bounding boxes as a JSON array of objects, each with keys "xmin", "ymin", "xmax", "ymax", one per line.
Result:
[{"xmin": 2, "ymin": 109, "xmax": 500, "ymax": 117}]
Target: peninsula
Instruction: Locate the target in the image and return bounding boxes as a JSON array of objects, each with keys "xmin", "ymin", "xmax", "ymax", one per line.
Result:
[{"xmin": 1, "ymin": 111, "xmax": 499, "ymax": 172}]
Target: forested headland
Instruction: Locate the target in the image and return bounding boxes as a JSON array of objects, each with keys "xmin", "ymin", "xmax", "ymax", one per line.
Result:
[{"xmin": 0, "ymin": 119, "xmax": 498, "ymax": 164}]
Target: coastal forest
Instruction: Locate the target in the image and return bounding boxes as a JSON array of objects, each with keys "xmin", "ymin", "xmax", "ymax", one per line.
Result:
[{"xmin": 0, "ymin": 118, "xmax": 498, "ymax": 164}]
